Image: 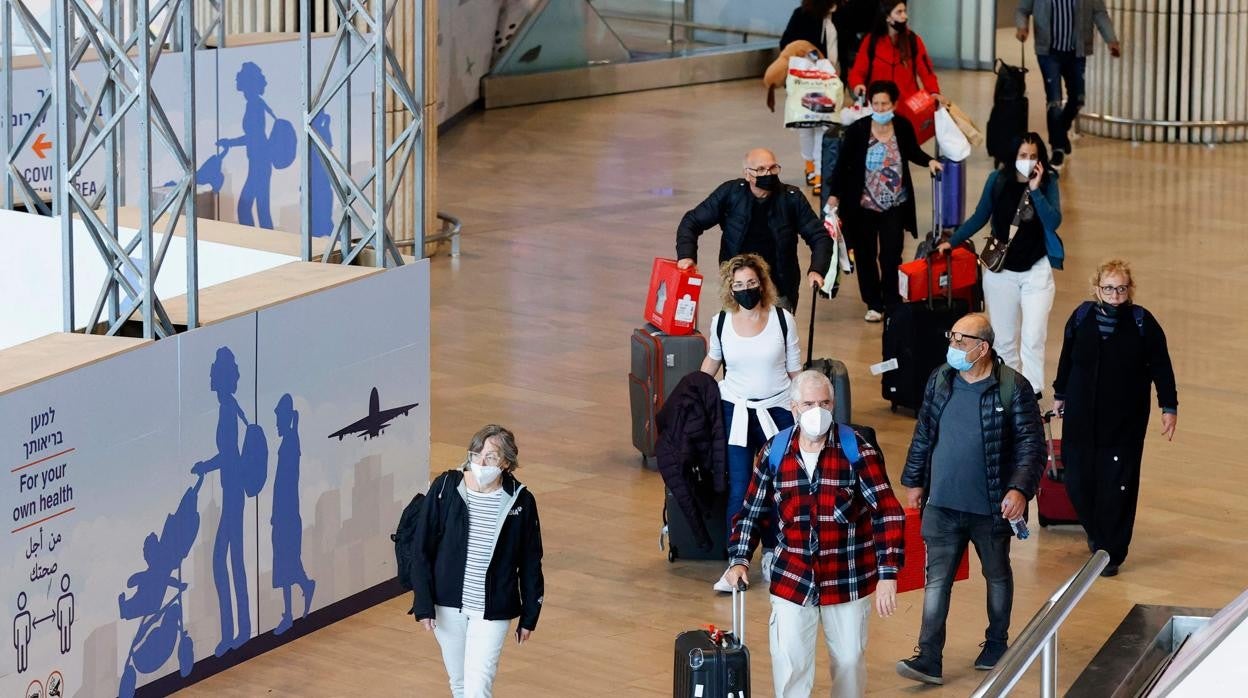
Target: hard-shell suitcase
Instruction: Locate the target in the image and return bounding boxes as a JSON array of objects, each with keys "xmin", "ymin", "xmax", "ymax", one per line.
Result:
[
  {"xmin": 629, "ymin": 324, "xmax": 707, "ymax": 468},
  {"xmin": 674, "ymin": 584, "xmax": 751, "ymax": 698},
  {"xmin": 882, "ymin": 173, "xmax": 970, "ymax": 413},
  {"xmin": 662, "ymin": 488, "xmax": 728, "ymax": 562},
  {"xmin": 904, "ymin": 169, "xmax": 982, "ymax": 309},
  {"xmin": 1038, "ymin": 411, "xmax": 1080, "ymax": 527},
  {"xmin": 938, "ymin": 156, "xmax": 967, "ymax": 227},
  {"xmin": 804, "ymin": 290, "xmax": 852, "ymax": 425}
]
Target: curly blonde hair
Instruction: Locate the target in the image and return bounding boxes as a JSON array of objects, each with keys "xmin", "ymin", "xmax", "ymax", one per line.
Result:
[
  {"xmin": 1091, "ymin": 259, "xmax": 1135, "ymax": 302},
  {"xmin": 718, "ymin": 254, "xmax": 778, "ymax": 312}
]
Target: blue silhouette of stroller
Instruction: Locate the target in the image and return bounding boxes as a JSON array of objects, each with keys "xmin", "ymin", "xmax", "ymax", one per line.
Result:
[{"xmin": 118, "ymin": 475, "xmax": 204, "ymax": 697}]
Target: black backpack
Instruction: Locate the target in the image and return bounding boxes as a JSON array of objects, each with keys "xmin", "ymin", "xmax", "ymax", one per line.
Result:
[
  {"xmin": 986, "ymin": 55, "xmax": 1029, "ymax": 164},
  {"xmin": 391, "ymin": 492, "xmax": 426, "ymax": 591}
]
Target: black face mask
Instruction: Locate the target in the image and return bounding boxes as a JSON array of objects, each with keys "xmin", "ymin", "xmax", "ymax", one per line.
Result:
[
  {"xmin": 890, "ymin": 19, "xmax": 907, "ymax": 32},
  {"xmin": 753, "ymin": 174, "xmax": 779, "ymax": 190},
  {"xmin": 733, "ymin": 287, "xmax": 763, "ymax": 310}
]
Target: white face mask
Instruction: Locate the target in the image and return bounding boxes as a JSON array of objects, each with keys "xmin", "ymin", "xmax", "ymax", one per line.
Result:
[
  {"xmin": 798, "ymin": 406, "xmax": 834, "ymax": 439},
  {"xmin": 1015, "ymin": 159, "xmax": 1037, "ymax": 178},
  {"xmin": 469, "ymin": 463, "xmax": 502, "ymax": 488}
]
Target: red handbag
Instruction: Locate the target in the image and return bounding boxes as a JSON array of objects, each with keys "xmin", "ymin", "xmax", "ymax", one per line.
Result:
[
  {"xmin": 896, "ymin": 507, "xmax": 971, "ymax": 593},
  {"xmin": 897, "ymin": 90, "xmax": 937, "ymax": 145}
]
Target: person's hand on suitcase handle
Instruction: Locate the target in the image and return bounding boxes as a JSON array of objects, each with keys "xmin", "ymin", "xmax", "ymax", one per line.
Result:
[
  {"xmin": 725, "ymin": 563, "xmax": 750, "ymax": 590},
  {"xmin": 928, "ymin": 160, "xmax": 944, "ymax": 176},
  {"xmin": 808, "ymin": 271, "xmax": 825, "ymax": 289}
]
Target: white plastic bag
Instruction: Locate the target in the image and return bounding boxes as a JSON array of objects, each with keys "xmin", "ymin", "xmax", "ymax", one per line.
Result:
[
  {"xmin": 839, "ymin": 95, "xmax": 871, "ymax": 126},
  {"xmin": 785, "ymin": 55, "xmax": 843, "ymax": 128},
  {"xmin": 934, "ymin": 106, "xmax": 972, "ymax": 162},
  {"xmin": 821, "ymin": 203, "xmax": 854, "ymax": 296}
]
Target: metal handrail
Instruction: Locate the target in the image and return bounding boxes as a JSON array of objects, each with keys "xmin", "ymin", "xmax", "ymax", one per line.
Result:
[
  {"xmin": 1078, "ymin": 111, "xmax": 1248, "ymax": 144},
  {"xmin": 972, "ymin": 550, "xmax": 1111, "ymax": 698},
  {"xmin": 594, "ymin": 11, "xmax": 781, "ymax": 42},
  {"xmin": 395, "ymin": 211, "xmax": 461, "ymax": 257}
]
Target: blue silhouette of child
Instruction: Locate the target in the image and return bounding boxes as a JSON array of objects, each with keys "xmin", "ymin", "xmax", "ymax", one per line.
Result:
[
  {"xmin": 191, "ymin": 347, "xmax": 252, "ymax": 656},
  {"xmin": 271, "ymin": 394, "xmax": 316, "ymax": 635},
  {"xmin": 217, "ymin": 62, "xmax": 277, "ymax": 229}
]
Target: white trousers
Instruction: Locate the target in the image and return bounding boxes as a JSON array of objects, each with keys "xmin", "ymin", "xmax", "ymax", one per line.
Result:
[
  {"xmin": 433, "ymin": 605, "xmax": 511, "ymax": 698},
  {"xmin": 769, "ymin": 594, "xmax": 872, "ymax": 698},
  {"xmin": 798, "ymin": 127, "xmax": 826, "ymax": 168},
  {"xmin": 982, "ymin": 257, "xmax": 1056, "ymax": 394}
]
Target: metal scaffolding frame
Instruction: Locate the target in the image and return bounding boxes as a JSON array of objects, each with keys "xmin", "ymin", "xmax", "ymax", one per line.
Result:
[
  {"xmin": 3, "ymin": 0, "xmax": 63, "ymax": 215},
  {"xmin": 300, "ymin": 0, "xmax": 422, "ymax": 267},
  {"xmin": 52, "ymin": 0, "xmax": 199, "ymax": 338}
]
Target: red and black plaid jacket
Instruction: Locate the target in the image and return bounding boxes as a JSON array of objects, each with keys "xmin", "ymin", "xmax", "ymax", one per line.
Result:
[{"xmin": 728, "ymin": 426, "xmax": 906, "ymax": 606}]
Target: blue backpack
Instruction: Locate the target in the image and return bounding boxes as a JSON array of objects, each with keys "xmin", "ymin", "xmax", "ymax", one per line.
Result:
[{"xmin": 767, "ymin": 423, "xmax": 861, "ymax": 474}]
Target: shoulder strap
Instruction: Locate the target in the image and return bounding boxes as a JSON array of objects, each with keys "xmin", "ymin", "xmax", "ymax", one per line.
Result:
[
  {"xmin": 716, "ymin": 311, "xmax": 728, "ymax": 373},
  {"xmin": 998, "ymin": 365, "xmax": 1016, "ymax": 420},
  {"xmin": 1132, "ymin": 305, "xmax": 1145, "ymax": 337},
  {"xmin": 837, "ymin": 423, "xmax": 860, "ymax": 468},
  {"xmin": 1067, "ymin": 301, "xmax": 1096, "ymax": 339},
  {"xmin": 768, "ymin": 425, "xmax": 797, "ymax": 474}
]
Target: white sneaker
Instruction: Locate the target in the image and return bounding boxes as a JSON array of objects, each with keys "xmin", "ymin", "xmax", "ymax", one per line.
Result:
[
  {"xmin": 713, "ymin": 569, "xmax": 734, "ymax": 593},
  {"xmin": 761, "ymin": 551, "xmax": 775, "ymax": 583},
  {"xmin": 864, "ymin": 309, "xmax": 884, "ymax": 323}
]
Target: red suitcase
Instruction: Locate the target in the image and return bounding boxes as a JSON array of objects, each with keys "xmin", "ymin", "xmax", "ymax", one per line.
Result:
[
  {"xmin": 1037, "ymin": 411, "xmax": 1080, "ymax": 527},
  {"xmin": 896, "ymin": 508, "xmax": 971, "ymax": 593},
  {"xmin": 897, "ymin": 247, "xmax": 978, "ymax": 306}
]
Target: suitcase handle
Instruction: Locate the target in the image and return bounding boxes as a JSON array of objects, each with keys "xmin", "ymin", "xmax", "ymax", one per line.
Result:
[
  {"xmin": 1041, "ymin": 410, "xmax": 1059, "ymax": 479},
  {"xmin": 731, "ymin": 582, "xmax": 746, "ymax": 644},
  {"xmin": 806, "ymin": 285, "xmax": 819, "ymax": 363},
  {"xmin": 926, "ymin": 172, "xmax": 954, "ymax": 310}
]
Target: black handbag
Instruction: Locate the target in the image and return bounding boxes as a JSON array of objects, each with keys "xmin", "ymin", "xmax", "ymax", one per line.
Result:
[{"xmin": 980, "ymin": 190, "xmax": 1031, "ymax": 272}]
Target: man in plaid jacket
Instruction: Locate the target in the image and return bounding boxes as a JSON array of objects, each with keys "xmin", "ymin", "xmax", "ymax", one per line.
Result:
[{"xmin": 725, "ymin": 370, "xmax": 906, "ymax": 698}]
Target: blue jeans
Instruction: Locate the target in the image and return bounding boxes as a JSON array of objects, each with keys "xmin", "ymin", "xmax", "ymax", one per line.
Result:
[
  {"xmin": 722, "ymin": 401, "xmax": 794, "ymax": 551},
  {"xmin": 917, "ymin": 505, "xmax": 1014, "ymax": 665},
  {"xmin": 1036, "ymin": 51, "xmax": 1086, "ymax": 152}
]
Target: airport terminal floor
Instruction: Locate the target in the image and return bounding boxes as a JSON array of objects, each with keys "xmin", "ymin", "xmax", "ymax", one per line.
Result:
[{"xmin": 183, "ymin": 65, "xmax": 1248, "ymax": 695}]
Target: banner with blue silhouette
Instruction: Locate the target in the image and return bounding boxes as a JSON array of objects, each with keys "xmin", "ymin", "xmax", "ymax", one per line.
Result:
[{"xmin": 0, "ymin": 262, "xmax": 430, "ymax": 697}]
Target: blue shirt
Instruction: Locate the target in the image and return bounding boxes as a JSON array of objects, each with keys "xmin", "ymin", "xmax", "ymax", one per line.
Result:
[{"xmin": 929, "ymin": 374, "xmax": 993, "ymax": 516}]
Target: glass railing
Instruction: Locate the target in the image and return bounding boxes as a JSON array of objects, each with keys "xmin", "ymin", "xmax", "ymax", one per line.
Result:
[{"xmin": 491, "ymin": 0, "xmax": 780, "ymax": 76}]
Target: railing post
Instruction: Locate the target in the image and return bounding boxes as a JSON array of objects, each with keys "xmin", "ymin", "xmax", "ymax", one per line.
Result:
[{"xmin": 1041, "ymin": 633, "xmax": 1058, "ymax": 698}]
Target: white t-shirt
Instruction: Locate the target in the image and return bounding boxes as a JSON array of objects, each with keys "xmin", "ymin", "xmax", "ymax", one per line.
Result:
[
  {"xmin": 708, "ymin": 307, "xmax": 802, "ymax": 401},
  {"xmin": 799, "ymin": 448, "xmax": 821, "ymax": 480}
]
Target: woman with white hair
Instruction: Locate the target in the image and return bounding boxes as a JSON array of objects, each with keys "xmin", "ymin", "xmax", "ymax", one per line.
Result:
[{"xmin": 1052, "ymin": 260, "xmax": 1177, "ymax": 578}]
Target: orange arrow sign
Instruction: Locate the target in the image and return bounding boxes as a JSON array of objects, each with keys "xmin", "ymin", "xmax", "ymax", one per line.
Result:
[{"xmin": 32, "ymin": 133, "xmax": 52, "ymax": 159}]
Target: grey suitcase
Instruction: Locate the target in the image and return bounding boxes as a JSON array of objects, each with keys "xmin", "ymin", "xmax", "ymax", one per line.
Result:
[{"xmin": 629, "ymin": 324, "xmax": 707, "ymax": 469}]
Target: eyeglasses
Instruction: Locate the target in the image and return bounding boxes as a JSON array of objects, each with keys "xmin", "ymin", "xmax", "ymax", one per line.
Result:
[
  {"xmin": 945, "ymin": 331, "xmax": 987, "ymax": 345},
  {"xmin": 745, "ymin": 165, "xmax": 781, "ymax": 176},
  {"xmin": 1099, "ymin": 284, "xmax": 1130, "ymax": 295},
  {"xmin": 467, "ymin": 451, "xmax": 503, "ymax": 467},
  {"xmin": 730, "ymin": 280, "xmax": 761, "ymax": 291}
]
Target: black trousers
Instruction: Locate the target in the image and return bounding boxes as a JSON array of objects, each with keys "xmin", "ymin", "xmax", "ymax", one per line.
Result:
[
  {"xmin": 850, "ymin": 207, "xmax": 905, "ymax": 312},
  {"xmin": 1062, "ymin": 440, "xmax": 1145, "ymax": 566}
]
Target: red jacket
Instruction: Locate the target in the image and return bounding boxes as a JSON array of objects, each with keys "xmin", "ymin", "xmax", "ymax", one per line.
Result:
[{"xmin": 847, "ymin": 31, "xmax": 941, "ymax": 99}]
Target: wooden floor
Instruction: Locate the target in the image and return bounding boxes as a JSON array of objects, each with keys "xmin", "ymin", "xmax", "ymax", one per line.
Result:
[{"xmin": 183, "ymin": 56, "xmax": 1248, "ymax": 696}]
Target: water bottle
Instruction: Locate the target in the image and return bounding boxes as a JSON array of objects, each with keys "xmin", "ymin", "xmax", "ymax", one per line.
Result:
[{"xmin": 1009, "ymin": 516, "xmax": 1030, "ymax": 540}]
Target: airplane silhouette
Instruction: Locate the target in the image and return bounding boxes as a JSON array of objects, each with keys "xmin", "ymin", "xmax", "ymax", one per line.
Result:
[{"xmin": 327, "ymin": 387, "xmax": 419, "ymax": 441}]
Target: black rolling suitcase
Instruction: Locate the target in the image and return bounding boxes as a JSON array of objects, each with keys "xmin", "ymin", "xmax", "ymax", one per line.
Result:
[
  {"xmin": 804, "ymin": 289, "xmax": 853, "ymax": 425},
  {"xmin": 629, "ymin": 324, "xmax": 707, "ymax": 469},
  {"xmin": 674, "ymin": 584, "xmax": 751, "ymax": 698},
  {"xmin": 661, "ymin": 488, "xmax": 727, "ymax": 563},
  {"xmin": 986, "ymin": 46, "xmax": 1029, "ymax": 165}
]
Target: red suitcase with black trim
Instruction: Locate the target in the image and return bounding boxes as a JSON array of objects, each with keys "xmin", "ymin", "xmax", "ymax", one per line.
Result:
[{"xmin": 1037, "ymin": 411, "xmax": 1080, "ymax": 526}]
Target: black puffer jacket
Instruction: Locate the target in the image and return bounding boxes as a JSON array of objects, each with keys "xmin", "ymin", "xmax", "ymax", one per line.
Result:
[
  {"xmin": 655, "ymin": 371, "xmax": 726, "ymax": 549},
  {"xmin": 410, "ymin": 470, "xmax": 544, "ymax": 630},
  {"xmin": 901, "ymin": 361, "xmax": 1046, "ymax": 534},
  {"xmin": 676, "ymin": 180, "xmax": 833, "ymax": 304}
]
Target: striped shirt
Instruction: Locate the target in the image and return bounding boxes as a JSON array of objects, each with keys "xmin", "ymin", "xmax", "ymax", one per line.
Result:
[
  {"xmin": 1050, "ymin": 0, "xmax": 1076, "ymax": 52},
  {"xmin": 1094, "ymin": 302, "xmax": 1119, "ymax": 338},
  {"xmin": 461, "ymin": 488, "xmax": 504, "ymax": 612}
]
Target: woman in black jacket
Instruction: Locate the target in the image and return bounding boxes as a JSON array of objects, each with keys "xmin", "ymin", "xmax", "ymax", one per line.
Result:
[
  {"xmin": 827, "ymin": 79, "xmax": 941, "ymax": 321},
  {"xmin": 411, "ymin": 425, "xmax": 544, "ymax": 697},
  {"xmin": 1053, "ymin": 260, "xmax": 1177, "ymax": 578}
]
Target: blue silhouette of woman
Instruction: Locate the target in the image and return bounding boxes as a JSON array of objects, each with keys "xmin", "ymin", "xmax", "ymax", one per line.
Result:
[
  {"xmin": 217, "ymin": 62, "xmax": 276, "ymax": 229},
  {"xmin": 191, "ymin": 347, "xmax": 251, "ymax": 656},
  {"xmin": 271, "ymin": 394, "xmax": 316, "ymax": 635}
]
